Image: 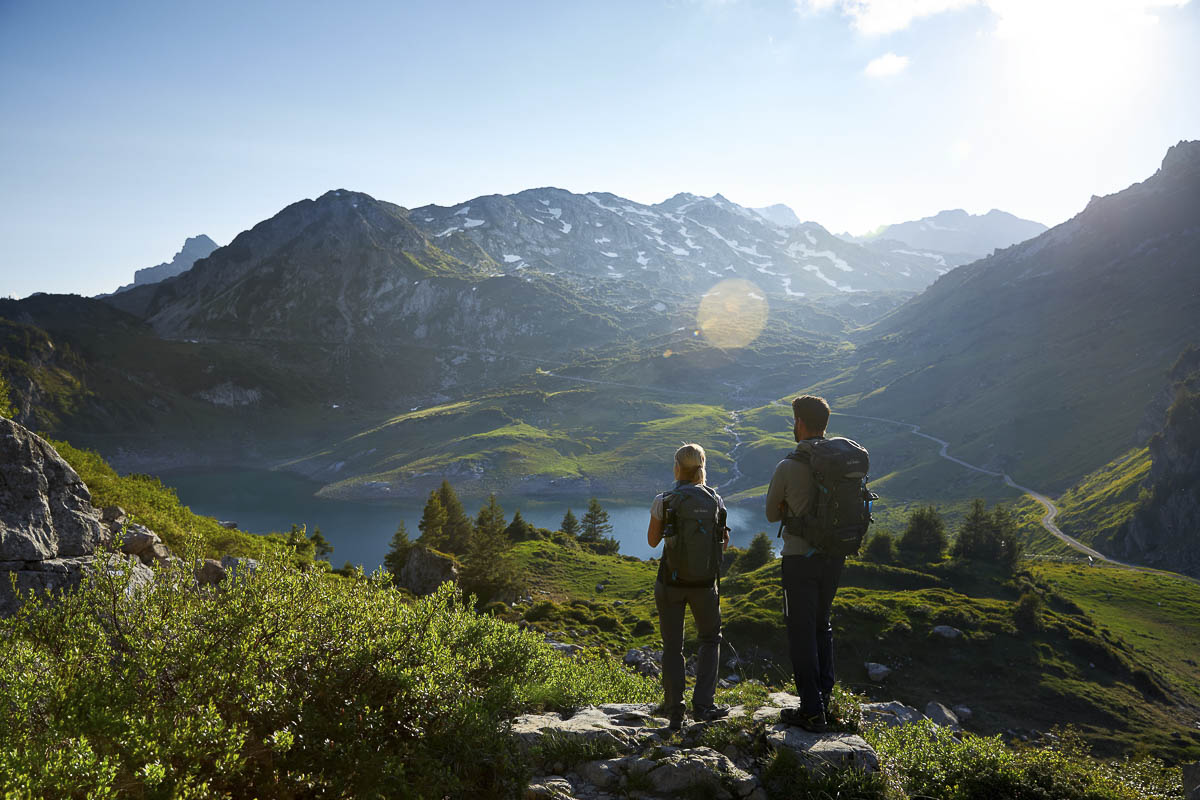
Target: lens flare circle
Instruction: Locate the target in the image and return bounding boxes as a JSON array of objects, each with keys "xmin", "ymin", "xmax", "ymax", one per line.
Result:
[{"xmin": 696, "ymin": 279, "xmax": 768, "ymax": 350}]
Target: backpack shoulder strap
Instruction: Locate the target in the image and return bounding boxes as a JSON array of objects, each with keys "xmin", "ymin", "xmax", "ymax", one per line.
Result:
[{"xmin": 785, "ymin": 446, "xmax": 813, "ymax": 462}]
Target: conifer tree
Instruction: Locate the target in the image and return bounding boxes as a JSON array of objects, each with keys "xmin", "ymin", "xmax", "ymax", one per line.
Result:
[
  {"xmin": 417, "ymin": 490, "xmax": 449, "ymax": 551},
  {"xmin": 579, "ymin": 497, "xmax": 612, "ymax": 543},
  {"xmin": 898, "ymin": 506, "xmax": 947, "ymax": 562},
  {"xmin": 461, "ymin": 494, "xmax": 520, "ymax": 603},
  {"xmin": 437, "ymin": 480, "xmax": 473, "ymax": 555},
  {"xmin": 504, "ymin": 509, "xmax": 535, "ymax": 542},
  {"xmin": 560, "ymin": 507, "xmax": 580, "ymax": 538},
  {"xmin": 383, "ymin": 520, "xmax": 413, "ymax": 577},
  {"xmin": 308, "ymin": 526, "xmax": 334, "ymax": 560},
  {"xmin": 733, "ymin": 531, "xmax": 775, "ymax": 573},
  {"xmin": 862, "ymin": 531, "xmax": 898, "ymax": 564}
]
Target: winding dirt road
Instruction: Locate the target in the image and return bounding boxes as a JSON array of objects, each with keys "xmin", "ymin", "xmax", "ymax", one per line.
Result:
[{"xmin": 832, "ymin": 411, "xmax": 1120, "ymax": 564}]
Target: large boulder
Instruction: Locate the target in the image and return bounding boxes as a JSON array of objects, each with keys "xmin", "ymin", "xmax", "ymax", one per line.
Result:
[
  {"xmin": 0, "ymin": 417, "xmax": 105, "ymax": 561},
  {"xmin": 397, "ymin": 545, "xmax": 459, "ymax": 595},
  {"xmin": 0, "ymin": 418, "xmax": 154, "ymax": 616}
]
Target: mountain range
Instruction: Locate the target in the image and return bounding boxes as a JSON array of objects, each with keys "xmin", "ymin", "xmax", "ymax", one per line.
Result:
[
  {"xmin": 842, "ymin": 208, "xmax": 1049, "ymax": 262},
  {"xmin": 1, "ymin": 142, "xmax": 1197, "ymax": 575}
]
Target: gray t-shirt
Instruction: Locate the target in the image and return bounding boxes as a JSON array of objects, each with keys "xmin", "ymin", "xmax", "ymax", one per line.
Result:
[{"xmin": 764, "ymin": 439, "xmax": 820, "ymax": 556}]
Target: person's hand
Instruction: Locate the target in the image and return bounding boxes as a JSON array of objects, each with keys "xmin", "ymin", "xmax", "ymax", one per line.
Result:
[{"xmin": 722, "ymin": 530, "xmax": 730, "ymax": 551}]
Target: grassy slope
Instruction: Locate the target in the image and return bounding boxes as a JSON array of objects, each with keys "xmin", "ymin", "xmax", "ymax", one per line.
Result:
[
  {"xmin": 510, "ymin": 539, "xmax": 1200, "ymax": 762},
  {"xmin": 292, "ymin": 382, "xmax": 738, "ymax": 500},
  {"xmin": 52, "ymin": 439, "xmax": 291, "ymax": 560}
]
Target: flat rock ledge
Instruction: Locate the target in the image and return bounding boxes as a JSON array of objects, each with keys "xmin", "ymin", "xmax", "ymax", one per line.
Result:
[{"xmin": 513, "ymin": 694, "xmax": 878, "ymax": 800}]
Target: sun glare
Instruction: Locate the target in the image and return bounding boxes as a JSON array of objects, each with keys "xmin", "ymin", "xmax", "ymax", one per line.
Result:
[
  {"xmin": 992, "ymin": 0, "xmax": 1176, "ymax": 129},
  {"xmin": 696, "ymin": 279, "xmax": 770, "ymax": 350}
]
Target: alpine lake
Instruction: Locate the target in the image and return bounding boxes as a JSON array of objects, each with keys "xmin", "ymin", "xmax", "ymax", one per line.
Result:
[{"xmin": 159, "ymin": 468, "xmax": 769, "ymax": 570}]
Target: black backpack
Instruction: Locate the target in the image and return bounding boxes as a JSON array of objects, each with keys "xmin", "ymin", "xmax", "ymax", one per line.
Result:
[
  {"xmin": 780, "ymin": 437, "xmax": 878, "ymax": 557},
  {"xmin": 661, "ymin": 484, "xmax": 728, "ymax": 587}
]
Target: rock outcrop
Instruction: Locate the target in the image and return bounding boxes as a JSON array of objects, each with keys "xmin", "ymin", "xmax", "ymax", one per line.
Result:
[
  {"xmin": 513, "ymin": 693, "xmax": 880, "ymax": 800},
  {"xmin": 397, "ymin": 545, "xmax": 459, "ymax": 595},
  {"xmin": 1117, "ymin": 345, "xmax": 1200, "ymax": 578},
  {"xmin": 0, "ymin": 418, "xmax": 151, "ymax": 615}
]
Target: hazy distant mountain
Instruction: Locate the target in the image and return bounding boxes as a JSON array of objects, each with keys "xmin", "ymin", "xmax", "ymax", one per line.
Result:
[
  {"xmin": 826, "ymin": 140, "xmax": 1200, "ymax": 489},
  {"xmin": 409, "ymin": 188, "xmax": 948, "ymax": 298},
  {"xmin": 844, "ymin": 209, "xmax": 1047, "ymax": 260},
  {"xmin": 752, "ymin": 203, "xmax": 801, "ymax": 228},
  {"xmin": 111, "ymin": 234, "xmax": 218, "ymax": 294}
]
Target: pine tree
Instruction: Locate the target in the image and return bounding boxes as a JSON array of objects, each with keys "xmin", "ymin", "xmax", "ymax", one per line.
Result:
[
  {"xmin": 504, "ymin": 509, "xmax": 535, "ymax": 542},
  {"xmin": 383, "ymin": 520, "xmax": 413, "ymax": 578},
  {"xmin": 560, "ymin": 508, "xmax": 580, "ymax": 538},
  {"xmin": 862, "ymin": 531, "xmax": 898, "ymax": 564},
  {"xmin": 897, "ymin": 506, "xmax": 947, "ymax": 562},
  {"xmin": 461, "ymin": 494, "xmax": 520, "ymax": 603},
  {"xmin": 437, "ymin": 480, "xmax": 473, "ymax": 556},
  {"xmin": 732, "ymin": 531, "xmax": 775, "ymax": 573},
  {"xmin": 579, "ymin": 497, "xmax": 612, "ymax": 543},
  {"xmin": 952, "ymin": 498, "xmax": 993, "ymax": 560},
  {"xmin": 308, "ymin": 526, "xmax": 334, "ymax": 560},
  {"xmin": 417, "ymin": 490, "xmax": 449, "ymax": 551}
]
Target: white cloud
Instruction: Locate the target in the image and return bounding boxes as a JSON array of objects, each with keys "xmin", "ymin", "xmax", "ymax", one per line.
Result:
[
  {"xmin": 863, "ymin": 52, "xmax": 910, "ymax": 76},
  {"xmin": 797, "ymin": 0, "xmax": 1190, "ymax": 36},
  {"xmin": 796, "ymin": 0, "xmax": 976, "ymax": 34}
]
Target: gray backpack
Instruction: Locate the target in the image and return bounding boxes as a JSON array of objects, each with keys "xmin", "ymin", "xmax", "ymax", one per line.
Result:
[
  {"xmin": 781, "ymin": 437, "xmax": 878, "ymax": 557},
  {"xmin": 662, "ymin": 484, "xmax": 728, "ymax": 586}
]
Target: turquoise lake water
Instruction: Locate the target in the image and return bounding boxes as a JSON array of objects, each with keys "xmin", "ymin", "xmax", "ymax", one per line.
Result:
[{"xmin": 160, "ymin": 469, "xmax": 771, "ymax": 570}]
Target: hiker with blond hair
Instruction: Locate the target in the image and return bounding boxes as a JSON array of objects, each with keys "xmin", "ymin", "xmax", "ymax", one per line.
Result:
[{"xmin": 647, "ymin": 443, "xmax": 731, "ymax": 730}]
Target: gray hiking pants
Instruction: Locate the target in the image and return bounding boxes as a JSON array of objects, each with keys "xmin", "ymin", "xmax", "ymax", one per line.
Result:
[{"xmin": 655, "ymin": 580, "xmax": 722, "ymax": 717}]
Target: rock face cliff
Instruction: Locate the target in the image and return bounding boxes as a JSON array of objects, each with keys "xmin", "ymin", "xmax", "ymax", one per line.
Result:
[
  {"xmin": 1116, "ymin": 346, "xmax": 1200, "ymax": 578},
  {"xmin": 111, "ymin": 234, "xmax": 219, "ymax": 294},
  {"xmin": 0, "ymin": 417, "xmax": 151, "ymax": 615}
]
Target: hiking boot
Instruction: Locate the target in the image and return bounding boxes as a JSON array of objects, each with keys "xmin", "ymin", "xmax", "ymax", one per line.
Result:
[
  {"xmin": 694, "ymin": 704, "xmax": 731, "ymax": 722},
  {"xmin": 779, "ymin": 706, "xmax": 828, "ymax": 732},
  {"xmin": 667, "ymin": 711, "xmax": 685, "ymax": 731}
]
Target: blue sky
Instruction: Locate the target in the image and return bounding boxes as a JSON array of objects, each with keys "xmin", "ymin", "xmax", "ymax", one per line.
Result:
[{"xmin": 1, "ymin": 0, "xmax": 1197, "ymax": 298}]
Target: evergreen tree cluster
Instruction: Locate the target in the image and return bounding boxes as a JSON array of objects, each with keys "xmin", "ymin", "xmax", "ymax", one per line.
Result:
[
  {"xmin": 897, "ymin": 506, "xmax": 948, "ymax": 562},
  {"xmin": 383, "ymin": 486, "xmax": 626, "ymax": 602},
  {"xmin": 951, "ymin": 498, "xmax": 1024, "ymax": 570}
]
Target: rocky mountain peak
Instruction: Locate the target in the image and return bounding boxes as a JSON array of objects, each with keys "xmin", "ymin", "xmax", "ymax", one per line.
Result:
[{"xmin": 1159, "ymin": 139, "xmax": 1200, "ymax": 177}]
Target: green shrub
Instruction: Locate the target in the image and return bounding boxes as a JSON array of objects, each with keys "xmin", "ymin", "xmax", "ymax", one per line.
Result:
[
  {"xmin": 1014, "ymin": 590, "xmax": 1045, "ymax": 631},
  {"xmin": 868, "ymin": 721, "xmax": 1182, "ymax": 800},
  {"xmin": 0, "ymin": 551, "xmax": 657, "ymax": 798},
  {"xmin": 761, "ymin": 747, "xmax": 887, "ymax": 800}
]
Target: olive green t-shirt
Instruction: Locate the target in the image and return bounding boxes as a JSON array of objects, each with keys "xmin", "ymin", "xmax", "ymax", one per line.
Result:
[{"xmin": 764, "ymin": 439, "xmax": 821, "ymax": 556}]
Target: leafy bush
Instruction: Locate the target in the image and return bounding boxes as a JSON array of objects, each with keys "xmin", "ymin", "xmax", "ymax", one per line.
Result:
[
  {"xmin": 868, "ymin": 721, "xmax": 1182, "ymax": 800},
  {"xmin": 761, "ymin": 748, "xmax": 887, "ymax": 800},
  {"xmin": 0, "ymin": 552, "xmax": 657, "ymax": 798}
]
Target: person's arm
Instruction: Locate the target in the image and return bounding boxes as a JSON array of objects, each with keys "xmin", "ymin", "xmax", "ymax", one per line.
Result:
[
  {"xmin": 765, "ymin": 462, "xmax": 788, "ymax": 523},
  {"xmin": 647, "ymin": 514, "xmax": 664, "ymax": 548}
]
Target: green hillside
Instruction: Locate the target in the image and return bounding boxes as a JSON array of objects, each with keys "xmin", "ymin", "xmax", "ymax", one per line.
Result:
[{"xmin": 508, "ymin": 540, "xmax": 1200, "ymax": 762}]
